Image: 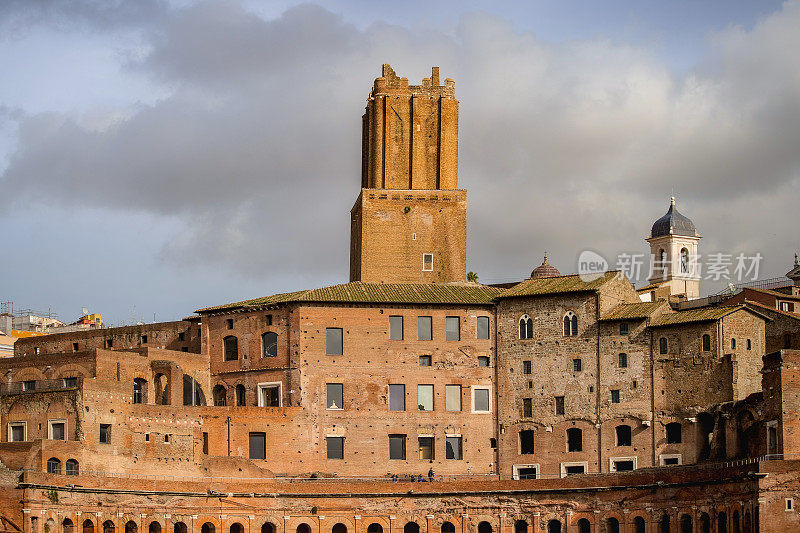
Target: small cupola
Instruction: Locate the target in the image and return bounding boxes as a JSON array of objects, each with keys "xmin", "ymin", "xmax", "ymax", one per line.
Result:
[{"xmin": 531, "ymin": 253, "xmax": 561, "ymax": 279}]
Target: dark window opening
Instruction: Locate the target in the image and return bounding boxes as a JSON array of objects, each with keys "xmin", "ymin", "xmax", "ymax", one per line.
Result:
[
  {"xmin": 567, "ymin": 428, "xmax": 582, "ymax": 452},
  {"xmin": 520, "ymin": 430, "xmax": 535, "ymax": 454},
  {"xmin": 223, "ymin": 336, "xmax": 238, "ymax": 361},
  {"xmin": 262, "ymin": 331, "xmax": 278, "ymax": 358},
  {"xmin": 616, "ymin": 424, "xmax": 632, "ymax": 446},
  {"xmin": 666, "ymin": 422, "xmax": 682, "ymax": 444},
  {"xmin": 249, "ymin": 432, "xmax": 266, "ymax": 460}
]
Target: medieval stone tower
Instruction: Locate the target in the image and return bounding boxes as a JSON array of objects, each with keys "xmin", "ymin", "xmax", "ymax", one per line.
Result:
[{"xmin": 349, "ymin": 64, "xmax": 466, "ymax": 283}]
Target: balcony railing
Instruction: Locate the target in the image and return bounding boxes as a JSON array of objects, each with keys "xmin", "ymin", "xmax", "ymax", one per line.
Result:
[{"xmin": 0, "ymin": 378, "xmax": 82, "ymax": 395}]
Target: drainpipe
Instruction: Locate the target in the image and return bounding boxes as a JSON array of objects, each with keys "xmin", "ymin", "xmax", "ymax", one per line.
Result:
[
  {"xmin": 227, "ymin": 416, "xmax": 231, "ymax": 456},
  {"xmin": 595, "ymin": 293, "xmax": 602, "ymax": 473},
  {"xmin": 650, "ymin": 326, "xmax": 656, "ymax": 467}
]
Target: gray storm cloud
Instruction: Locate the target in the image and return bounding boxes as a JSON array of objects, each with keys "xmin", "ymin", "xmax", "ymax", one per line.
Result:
[{"xmin": 2, "ymin": 1, "xmax": 799, "ymax": 287}]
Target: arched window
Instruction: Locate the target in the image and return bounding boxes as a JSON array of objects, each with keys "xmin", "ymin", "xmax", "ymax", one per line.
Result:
[
  {"xmin": 441, "ymin": 523, "xmax": 455, "ymax": 533},
  {"xmin": 731, "ymin": 338, "xmax": 736, "ymax": 350},
  {"xmin": 605, "ymin": 518, "xmax": 619, "ymax": 533},
  {"xmin": 659, "ymin": 337, "xmax": 668, "ymax": 354},
  {"xmin": 297, "ymin": 524, "xmax": 311, "ymax": 533},
  {"xmin": 148, "ymin": 523, "xmax": 160, "ymax": 533},
  {"xmin": 62, "ymin": 520, "xmax": 74, "ymax": 533},
  {"xmin": 133, "ymin": 378, "xmax": 147, "ymax": 404},
  {"xmin": 262, "ymin": 332, "xmax": 278, "ymax": 358},
  {"xmin": 659, "ymin": 514, "xmax": 670, "ymax": 533},
  {"xmin": 212, "ymin": 385, "xmax": 227, "ymax": 407},
  {"xmin": 634, "ymin": 517, "xmax": 646, "ymax": 533},
  {"xmin": 223, "ymin": 336, "xmax": 239, "ymax": 361},
  {"xmin": 563, "ymin": 312, "xmax": 578, "ymax": 336},
  {"xmin": 746, "ymin": 338, "xmax": 751, "ymax": 350},
  {"xmin": 732, "ymin": 511, "xmax": 740, "ymax": 533},
  {"xmin": 173, "ymin": 524, "xmax": 187, "ymax": 533},
  {"xmin": 125, "ymin": 522, "xmax": 138, "ymax": 533},
  {"xmin": 367, "ymin": 525, "xmax": 382, "ymax": 533},
  {"xmin": 230, "ymin": 524, "xmax": 243, "ymax": 533},
  {"xmin": 681, "ymin": 514, "xmax": 693, "ymax": 533},
  {"xmin": 200, "ymin": 524, "xmax": 215, "ymax": 533},
  {"xmin": 46, "ymin": 457, "xmax": 61, "ymax": 474},
  {"xmin": 659, "ymin": 249, "xmax": 667, "ymax": 271},
  {"xmin": 333, "ymin": 525, "xmax": 348, "ymax": 533},
  {"xmin": 703, "ymin": 334, "xmax": 711, "ymax": 351},
  {"xmin": 403, "ymin": 524, "xmax": 419, "ymax": 533},
  {"xmin": 618, "ymin": 353, "xmax": 628, "ymax": 368},
  {"xmin": 718, "ymin": 512, "xmax": 728, "ymax": 533},
  {"xmin": 616, "ymin": 425, "xmax": 632, "ymax": 446},
  {"xmin": 680, "ymin": 248, "xmax": 689, "ymax": 273},
  {"xmin": 567, "ymin": 428, "xmax": 582, "ymax": 452},
  {"xmin": 102, "ymin": 522, "xmax": 115, "ymax": 533},
  {"xmin": 743, "ymin": 511, "xmax": 751, "ymax": 533},
  {"xmin": 65, "ymin": 459, "xmax": 79, "ymax": 475},
  {"xmin": 235, "ymin": 384, "xmax": 246, "ymax": 406},
  {"xmin": 514, "ymin": 521, "xmax": 527, "ymax": 533},
  {"xmin": 154, "ymin": 373, "xmax": 168, "ymax": 405},
  {"xmin": 577, "ymin": 519, "xmax": 591, "ymax": 533},
  {"xmin": 183, "ymin": 374, "xmax": 206, "ymax": 406},
  {"xmin": 666, "ymin": 422, "xmax": 682, "ymax": 444},
  {"xmin": 547, "ymin": 521, "xmax": 561, "ymax": 533},
  {"xmin": 261, "ymin": 524, "xmax": 275, "ymax": 533},
  {"xmin": 699, "ymin": 513, "xmax": 711, "ymax": 533},
  {"xmin": 519, "ymin": 315, "xmax": 533, "ymax": 339},
  {"xmin": 477, "ymin": 523, "xmax": 492, "ymax": 533},
  {"xmin": 83, "ymin": 520, "xmax": 95, "ymax": 533}
]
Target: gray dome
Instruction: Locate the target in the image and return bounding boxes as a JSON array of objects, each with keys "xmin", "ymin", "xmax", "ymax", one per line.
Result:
[{"xmin": 651, "ymin": 197, "xmax": 697, "ymax": 238}]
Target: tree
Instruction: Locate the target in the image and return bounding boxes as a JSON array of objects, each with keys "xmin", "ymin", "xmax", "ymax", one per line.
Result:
[{"xmin": 467, "ymin": 271, "xmax": 479, "ymax": 282}]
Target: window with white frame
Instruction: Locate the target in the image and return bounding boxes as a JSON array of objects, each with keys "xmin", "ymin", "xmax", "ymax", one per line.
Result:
[
  {"xmin": 257, "ymin": 382, "xmax": 282, "ymax": 407},
  {"xmin": 48, "ymin": 419, "xmax": 66, "ymax": 441},
  {"xmin": 513, "ymin": 464, "xmax": 539, "ymax": 480},
  {"xmin": 609, "ymin": 456, "xmax": 636, "ymax": 472},
  {"xmin": 560, "ymin": 461, "xmax": 588, "ymax": 478},
  {"xmin": 659, "ymin": 454, "xmax": 682, "ymax": 466},
  {"xmin": 8, "ymin": 422, "xmax": 26, "ymax": 442},
  {"xmin": 472, "ymin": 386, "xmax": 491, "ymax": 413},
  {"xmin": 422, "ymin": 253, "xmax": 433, "ymax": 271}
]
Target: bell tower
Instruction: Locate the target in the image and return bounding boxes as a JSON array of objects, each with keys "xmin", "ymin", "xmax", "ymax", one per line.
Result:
[
  {"xmin": 646, "ymin": 197, "xmax": 701, "ymax": 299},
  {"xmin": 350, "ymin": 64, "xmax": 466, "ymax": 284}
]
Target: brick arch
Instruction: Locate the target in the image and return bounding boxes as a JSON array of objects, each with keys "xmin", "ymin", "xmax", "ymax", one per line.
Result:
[
  {"xmin": 99, "ymin": 518, "xmax": 119, "ymax": 533},
  {"xmin": 325, "ymin": 518, "xmax": 355, "ymax": 532},
  {"xmin": 222, "ymin": 517, "xmax": 250, "ymax": 533},
  {"xmin": 195, "ymin": 517, "xmax": 222, "ymax": 532},
  {"xmin": 11, "ymin": 368, "xmax": 47, "ymax": 382},
  {"xmin": 568, "ymin": 513, "xmax": 594, "ymax": 526},
  {"xmin": 54, "ymin": 364, "xmax": 91, "ymax": 379},
  {"xmin": 466, "ymin": 516, "xmax": 498, "ymax": 530},
  {"xmin": 430, "ymin": 516, "xmax": 463, "ymax": 530},
  {"xmin": 285, "ymin": 517, "xmax": 318, "ymax": 533},
  {"xmin": 360, "ymin": 517, "xmax": 391, "ymax": 532}
]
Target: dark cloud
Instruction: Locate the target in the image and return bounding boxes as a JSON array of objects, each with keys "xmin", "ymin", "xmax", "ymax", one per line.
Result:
[{"xmin": 2, "ymin": 0, "xmax": 799, "ymax": 292}]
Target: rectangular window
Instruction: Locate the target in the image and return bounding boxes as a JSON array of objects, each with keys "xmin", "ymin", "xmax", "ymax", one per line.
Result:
[
  {"xmin": 258, "ymin": 383, "xmax": 281, "ymax": 407},
  {"xmin": 99, "ymin": 424, "xmax": 111, "ymax": 444},
  {"xmin": 389, "ymin": 384, "xmax": 406, "ymax": 411},
  {"xmin": 419, "ymin": 355, "xmax": 432, "ymax": 367},
  {"xmin": 611, "ymin": 389, "xmax": 620, "ymax": 403},
  {"xmin": 417, "ymin": 316, "xmax": 432, "ymax": 340},
  {"xmin": 418, "ymin": 384, "xmax": 434, "ymax": 411},
  {"xmin": 418, "ymin": 436, "xmax": 435, "ymax": 460},
  {"xmin": 202, "ymin": 432, "xmax": 209, "ymax": 454},
  {"xmin": 226, "ymin": 318, "xmax": 233, "ymax": 329},
  {"xmin": 523, "ymin": 398, "xmax": 533, "ymax": 418},
  {"xmin": 265, "ymin": 314, "xmax": 273, "ymax": 326},
  {"xmin": 389, "ymin": 434, "xmax": 406, "ymax": 460},
  {"xmin": 105, "ymin": 339, "xmax": 113, "ymax": 348},
  {"xmin": 612, "ymin": 459, "xmax": 634, "ymax": 472},
  {"xmin": 326, "ymin": 327, "xmax": 343, "ymax": 355},
  {"xmin": 422, "ymin": 253, "xmax": 433, "ymax": 271},
  {"xmin": 445, "ymin": 385, "xmax": 462, "ymax": 411},
  {"xmin": 519, "ymin": 430, "xmax": 535, "ymax": 454},
  {"xmin": 389, "ymin": 316, "xmax": 404, "ymax": 340},
  {"xmin": 326, "ymin": 383, "xmax": 343, "ymax": 410},
  {"xmin": 573, "ymin": 358, "xmax": 582, "ymax": 372},
  {"xmin": 523, "ymin": 361, "xmax": 532, "ymax": 374},
  {"xmin": 618, "ymin": 353, "xmax": 628, "ymax": 368},
  {"xmin": 446, "ymin": 316, "xmax": 460, "ymax": 341},
  {"xmin": 141, "ymin": 334, "xmax": 148, "ymax": 344},
  {"xmin": 326, "ymin": 436, "xmax": 344, "ymax": 460},
  {"xmin": 478, "ymin": 356, "xmax": 490, "ymax": 367},
  {"xmin": 473, "ymin": 387, "xmax": 491, "ymax": 413},
  {"xmin": 477, "ymin": 316, "xmax": 490, "ymax": 340},
  {"xmin": 515, "ymin": 466, "xmax": 538, "ymax": 480},
  {"xmin": 567, "ymin": 428, "xmax": 583, "ymax": 452},
  {"xmin": 178, "ymin": 332, "xmax": 186, "ymax": 341},
  {"xmin": 619, "ymin": 323, "xmax": 629, "ymax": 335},
  {"xmin": 48, "ymin": 420, "xmax": 66, "ymax": 441},
  {"xmin": 446, "ymin": 436, "xmax": 462, "ymax": 460},
  {"xmin": 8, "ymin": 423, "xmax": 25, "ymax": 442},
  {"xmin": 249, "ymin": 432, "xmax": 266, "ymax": 460},
  {"xmin": 555, "ymin": 396, "xmax": 565, "ymax": 415},
  {"xmin": 72, "ymin": 342, "xmax": 79, "ymax": 351},
  {"xmin": 63, "ymin": 377, "xmax": 78, "ymax": 388},
  {"xmin": 564, "ymin": 464, "xmax": 586, "ymax": 476},
  {"xmin": 22, "ymin": 380, "xmax": 35, "ymax": 392}
]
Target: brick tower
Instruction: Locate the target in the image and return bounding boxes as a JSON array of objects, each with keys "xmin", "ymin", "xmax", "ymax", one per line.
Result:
[{"xmin": 349, "ymin": 64, "xmax": 466, "ymax": 283}]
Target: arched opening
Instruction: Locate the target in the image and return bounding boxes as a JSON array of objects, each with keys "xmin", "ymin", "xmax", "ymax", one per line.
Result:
[
  {"xmin": 213, "ymin": 385, "xmax": 227, "ymax": 406},
  {"xmin": 478, "ymin": 522, "xmax": 492, "ymax": 533},
  {"xmin": 743, "ymin": 511, "xmax": 751, "ymax": 533},
  {"xmin": 659, "ymin": 337, "xmax": 668, "ymax": 354},
  {"xmin": 547, "ymin": 521, "xmax": 561, "ymax": 533},
  {"xmin": 367, "ymin": 525, "xmax": 383, "ymax": 533},
  {"xmin": 262, "ymin": 332, "xmax": 278, "ymax": 358},
  {"xmin": 83, "ymin": 520, "xmax": 95, "ymax": 533},
  {"xmin": 261, "ymin": 524, "xmax": 275, "ymax": 533},
  {"xmin": 577, "ymin": 519, "xmax": 591, "ymax": 533},
  {"xmin": 403, "ymin": 524, "xmax": 419, "ymax": 533},
  {"xmin": 441, "ymin": 523, "xmax": 455, "ymax": 533},
  {"xmin": 103, "ymin": 522, "xmax": 115, "ymax": 533},
  {"xmin": 680, "ymin": 248, "xmax": 689, "ymax": 273},
  {"xmin": 700, "ymin": 513, "xmax": 711, "ymax": 533},
  {"xmin": 173, "ymin": 524, "xmax": 187, "ymax": 533},
  {"xmin": 703, "ymin": 334, "xmax": 711, "ymax": 351},
  {"xmin": 183, "ymin": 374, "xmax": 206, "ymax": 406},
  {"xmin": 230, "ymin": 524, "xmax": 244, "ymax": 533},
  {"xmin": 133, "ymin": 378, "xmax": 147, "ymax": 404},
  {"xmin": 519, "ymin": 315, "xmax": 533, "ymax": 340},
  {"xmin": 236, "ymin": 384, "xmax": 246, "ymax": 406},
  {"xmin": 46, "ymin": 457, "xmax": 61, "ymax": 474},
  {"xmin": 44, "ymin": 519, "xmax": 54, "ymax": 533},
  {"xmin": 718, "ymin": 512, "xmax": 727, "ymax": 533},
  {"xmin": 332, "ymin": 525, "xmax": 347, "ymax": 533},
  {"xmin": 604, "ymin": 518, "xmax": 619, "ymax": 533},
  {"xmin": 563, "ymin": 312, "xmax": 578, "ymax": 336},
  {"xmin": 148, "ymin": 523, "xmax": 160, "ymax": 533},
  {"xmin": 681, "ymin": 514, "xmax": 693, "ymax": 533},
  {"xmin": 125, "ymin": 522, "xmax": 138, "ymax": 533},
  {"xmin": 514, "ymin": 521, "xmax": 527, "ymax": 533},
  {"xmin": 659, "ymin": 514, "xmax": 670, "ymax": 533},
  {"xmin": 200, "ymin": 525, "xmax": 215, "ymax": 533},
  {"xmin": 62, "ymin": 519, "xmax": 74, "ymax": 533},
  {"xmin": 154, "ymin": 373, "xmax": 169, "ymax": 405},
  {"xmin": 223, "ymin": 336, "xmax": 239, "ymax": 361},
  {"xmin": 65, "ymin": 459, "xmax": 79, "ymax": 476},
  {"xmin": 732, "ymin": 511, "xmax": 740, "ymax": 533},
  {"xmin": 297, "ymin": 524, "xmax": 311, "ymax": 533},
  {"xmin": 633, "ymin": 517, "xmax": 646, "ymax": 533}
]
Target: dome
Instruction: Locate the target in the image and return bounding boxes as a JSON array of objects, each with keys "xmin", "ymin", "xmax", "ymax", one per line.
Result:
[
  {"xmin": 650, "ymin": 197, "xmax": 697, "ymax": 238},
  {"xmin": 531, "ymin": 253, "xmax": 561, "ymax": 279}
]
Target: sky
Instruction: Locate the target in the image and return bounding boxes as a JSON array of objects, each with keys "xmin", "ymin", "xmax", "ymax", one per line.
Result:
[{"xmin": 0, "ymin": 0, "xmax": 798, "ymax": 326}]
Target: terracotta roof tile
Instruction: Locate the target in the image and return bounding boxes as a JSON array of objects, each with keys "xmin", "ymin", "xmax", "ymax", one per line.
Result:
[
  {"xmin": 648, "ymin": 305, "xmax": 752, "ymax": 327},
  {"xmin": 498, "ymin": 271, "xmax": 620, "ymax": 299},
  {"xmin": 600, "ymin": 301, "xmax": 667, "ymax": 321}
]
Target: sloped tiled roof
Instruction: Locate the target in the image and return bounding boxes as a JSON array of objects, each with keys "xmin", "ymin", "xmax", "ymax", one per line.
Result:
[
  {"xmin": 648, "ymin": 305, "xmax": 753, "ymax": 327},
  {"xmin": 197, "ymin": 283, "xmax": 504, "ymax": 313},
  {"xmin": 498, "ymin": 271, "xmax": 620, "ymax": 299},
  {"xmin": 600, "ymin": 301, "xmax": 666, "ymax": 321}
]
